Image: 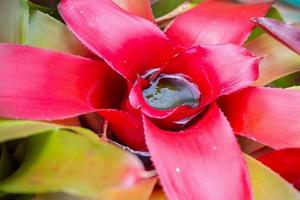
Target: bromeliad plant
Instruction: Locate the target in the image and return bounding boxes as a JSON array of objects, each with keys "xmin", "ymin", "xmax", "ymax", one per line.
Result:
[{"xmin": 1, "ymin": 0, "xmax": 300, "ymax": 199}]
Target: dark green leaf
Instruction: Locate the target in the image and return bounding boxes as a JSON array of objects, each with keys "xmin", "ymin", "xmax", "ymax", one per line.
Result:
[{"xmin": 152, "ymin": 0, "xmax": 185, "ymax": 18}]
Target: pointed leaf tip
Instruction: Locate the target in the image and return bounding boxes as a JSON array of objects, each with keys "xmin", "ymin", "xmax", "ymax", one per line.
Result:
[{"xmin": 252, "ymin": 17, "xmax": 300, "ymax": 54}]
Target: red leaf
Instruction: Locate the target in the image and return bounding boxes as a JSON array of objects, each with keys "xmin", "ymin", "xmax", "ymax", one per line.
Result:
[
  {"xmin": 219, "ymin": 87, "xmax": 300, "ymax": 149},
  {"xmin": 0, "ymin": 44, "xmax": 123, "ymax": 120},
  {"xmin": 143, "ymin": 103, "xmax": 252, "ymax": 200},
  {"xmin": 58, "ymin": 0, "xmax": 174, "ymax": 82},
  {"xmin": 130, "ymin": 45, "xmax": 259, "ymax": 129},
  {"xmin": 98, "ymin": 109, "xmax": 147, "ymax": 151},
  {"xmin": 166, "ymin": 0, "xmax": 271, "ymax": 47},
  {"xmin": 258, "ymin": 149, "xmax": 300, "ymax": 185}
]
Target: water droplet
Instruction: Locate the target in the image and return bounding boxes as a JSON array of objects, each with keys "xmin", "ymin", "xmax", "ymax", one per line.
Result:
[
  {"xmin": 142, "ymin": 73, "xmax": 201, "ymax": 110},
  {"xmin": 175, "ymin": 167, "xmax": 181, "ymax": 173}
]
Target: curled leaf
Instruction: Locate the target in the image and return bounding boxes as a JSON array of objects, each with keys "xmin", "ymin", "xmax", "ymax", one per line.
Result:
[{"xmin": 0, "ymin": 130, "xmax": 150, "ymax": 199}]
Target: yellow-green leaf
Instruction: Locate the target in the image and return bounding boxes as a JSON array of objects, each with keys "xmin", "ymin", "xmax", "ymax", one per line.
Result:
[
  {"xmin": 0, "ymin": 120, "xmax": 98, "ymax": 143},
  {"xmin": 245, "ymin": 155, "xmax": 300, "ymax": 200},
  {"xmin": 0, "ymin": 130, "xmax": 149, "ymax": 199},
  {"xmin": 27, "ymin": 10, "xmax": 92, "ymax": 57},
  {"xmin": 0, "ymin": 0, "xmax": 29, "ymax": 43}
]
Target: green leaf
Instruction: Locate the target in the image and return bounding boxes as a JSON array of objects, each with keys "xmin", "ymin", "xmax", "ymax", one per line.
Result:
[
  {"xmin": 0, "ymin": 120, "xmax": 60, "ymax": 144},
  {"xmin": 152, "ymin": 0, "xmax": 185, "ymax": 18},
  {"xmin": 0, "ymin": 130, "xmax": 152, "ymax": 199},
  {"xmin": 269, "ymin": 71, "xmax": 300, "ymax": 88},
  {"xmin": 245, "ymin": 24, "xmax": 300, "ymax": 86},
  {"xmin": 0, "ymin": 120, "xmax": 98, "ymax": 144},
  {"xmin": 247, "ymin": 7, "xmax": 283, "ymax": 41},
  {"xmin": 28, "ymin": 1, "xmax": 53, "ymax": 15},
  {"xmin": 27, "ymin": 10, "xmax": 92, "ymax": 57},
  {"xmin": 245, "ymin": 155, "xmax": 300, "ymax": 200},
  {"xmin": 0, "ymin": 0, "xmax": 29, "ymax": 44}
]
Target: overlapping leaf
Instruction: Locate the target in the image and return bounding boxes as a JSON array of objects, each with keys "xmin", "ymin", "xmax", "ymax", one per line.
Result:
[
  {"xmin": 245, "ymin": 155, "xmax": 300, "ymax": 200},
  {"xmin": 245, "ymin": 25, "xmax": 300, "ymax": 86},
  {"xmin": 27, "ymin": 10, "xmax": 92, "ymax": 57},
  {"xmin": 0, "ymin": 121, "xmax": 154, "ymax": 199}
]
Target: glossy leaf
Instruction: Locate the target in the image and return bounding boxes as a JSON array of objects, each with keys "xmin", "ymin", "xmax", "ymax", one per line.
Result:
[
  {"xmin": 0, "ymin": 130, "xmax": 149, "ymax": 199},
  {"xmin": 27, "ymin": 10, "xmax": 93, "ymax": 57},
  {"xmin": 252, "ymin": 17, "xmax": 300, "ymax": 54},
  {"xmin": 0, "ymin": 0, "xmax": 29, "ymax": 43},
  {"xmin": 245, "ymin": 155, "xmax": 300, "ymax": 200},
  {"xmin": 245, "ymin": 27, "xmax": 300, "ymax": 86},
  {"xmin": 247, "ymin": 7, "xmax": 283, "ymax": 41}
]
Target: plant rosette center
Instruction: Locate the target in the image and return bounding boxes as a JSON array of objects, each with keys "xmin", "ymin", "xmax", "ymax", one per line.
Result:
[
  {"xmin": 142, "ymin": 71, "xmax": 201, "ymax": 110},
  {"xmin": 130, "ymin": 68, "xmax": 207, "ymax": 131}
]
